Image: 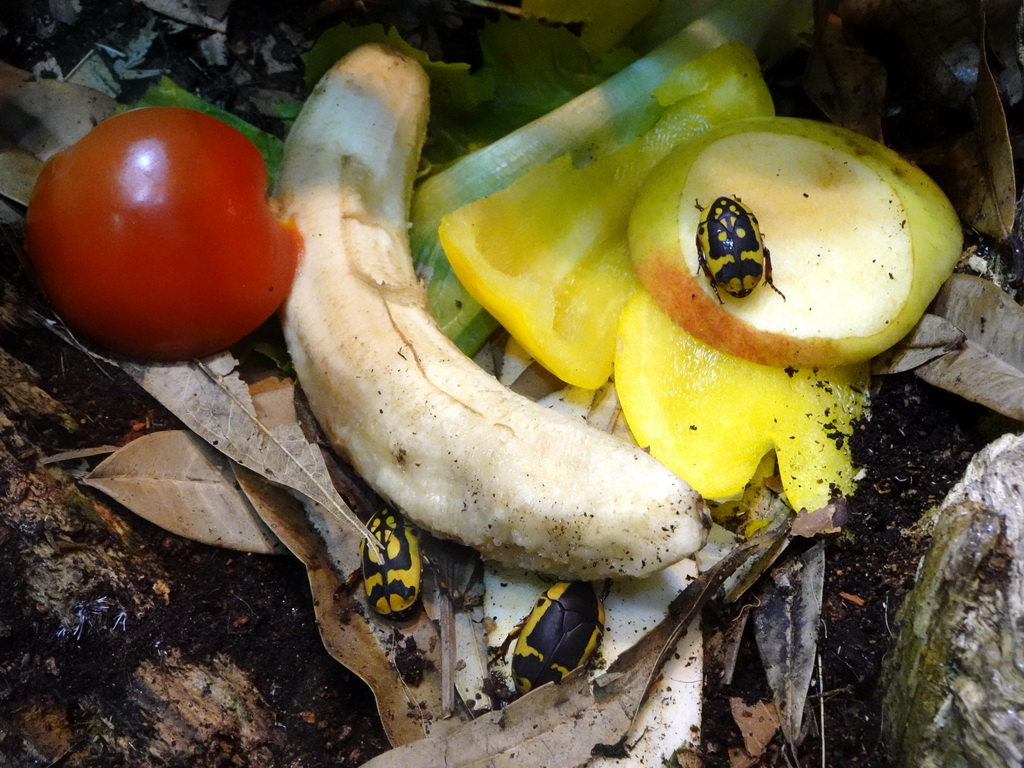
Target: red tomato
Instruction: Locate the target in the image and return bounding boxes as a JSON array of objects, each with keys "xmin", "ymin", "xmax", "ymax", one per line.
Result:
[{"xmin": 25, "ymin": 107, "xmax": 301, "ymax": 360}]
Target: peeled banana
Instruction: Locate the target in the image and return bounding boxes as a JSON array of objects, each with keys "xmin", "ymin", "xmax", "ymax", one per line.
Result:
[{"xmin": 276, "ymin": 44, "xmax": 708, "ymax": 579}]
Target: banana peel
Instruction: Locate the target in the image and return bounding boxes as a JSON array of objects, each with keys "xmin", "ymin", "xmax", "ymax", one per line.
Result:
[{"xmin": 276, "ymin": 44, "xmax": 709, "ymax": 579}]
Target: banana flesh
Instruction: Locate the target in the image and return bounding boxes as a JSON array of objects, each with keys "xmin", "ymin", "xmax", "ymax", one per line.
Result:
[{"xmin": 276, "ymin": 44, "xmax": 709, "ymax": 579}]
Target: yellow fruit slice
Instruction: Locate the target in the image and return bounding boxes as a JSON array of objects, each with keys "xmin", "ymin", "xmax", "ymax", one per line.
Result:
[
  {"xmin": 440, "ymin": 155, "xmax": 642, "ymax": 390},
  {"xmin": 439, "ymin": 43, "xmax": 774, "ymax": 389},
  {"xmin": 615, "ymin": 290, "xmax": 868, "ymax": 512}
]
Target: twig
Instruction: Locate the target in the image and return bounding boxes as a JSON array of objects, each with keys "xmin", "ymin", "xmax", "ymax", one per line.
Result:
[{"xmin": 818, "ymin": 652, "xmax": 826, "ymax": 768}]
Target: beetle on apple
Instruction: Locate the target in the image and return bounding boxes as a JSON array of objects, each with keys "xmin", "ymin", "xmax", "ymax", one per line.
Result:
[{"xmin": 629, "ymin": 117, "xmax": 962, "ymax": 371}]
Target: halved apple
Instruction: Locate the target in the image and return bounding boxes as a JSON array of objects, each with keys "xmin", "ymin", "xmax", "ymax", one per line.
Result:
[{"xmin": 629, "ymin": 117, "xmax": 963, "ymax": 369}]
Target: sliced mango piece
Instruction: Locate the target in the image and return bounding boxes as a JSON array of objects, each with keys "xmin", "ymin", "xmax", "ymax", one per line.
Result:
[
  {"xmin": 615, "ymin": 290, "xmax": 868, "ymax": 512},
  {"xmin": 439, "ymin": 43, "xmax": 774, "ymax": 389}
]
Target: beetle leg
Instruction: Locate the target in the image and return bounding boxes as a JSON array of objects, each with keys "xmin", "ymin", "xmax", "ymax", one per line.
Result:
[
  {"xmin": 696, "ymin": 246, "xmax": 724, "ymax": 304},
  {"xmin": 498, "ymin": 622, "xmax": 522, "ymax": 657},
  {"xmin": 762, "ymin": 247, "xmax": 786, "ymax": 301}
]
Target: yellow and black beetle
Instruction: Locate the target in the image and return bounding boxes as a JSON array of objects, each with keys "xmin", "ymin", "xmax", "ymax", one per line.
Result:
[
  {"xmin": 360, "ymin": 508, "xmax": 421, "ymax": 616},
  {"xmin": 695, "ymin": 196, "xmax": 785, "ymax": 303},
  {"xmin": 510, "ymin": 581, "xmax": 605, "ymax": 694}
]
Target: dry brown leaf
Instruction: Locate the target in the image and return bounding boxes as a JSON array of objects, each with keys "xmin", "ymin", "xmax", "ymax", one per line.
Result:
[
  {"xmin": 0, "ymin": 143, "xmax": 43, "ymax": 205},
  {"xmin": 930, "ymin": 274, "xmax": 1024, "ymax": 369},
  {"xmin": 0, "ymin": 62, "xmax": 117, "ymax": 163},
  {"xmin": 247, "ymin": 371, "xmax": 300, "ymax": 428},
  {"xmin": 728, "ymin": 746, "xmax": 759, "ymax": 768},
  {"xmin": 873, "ymin": 313, "xmax": 965, "ymax": 374},
  {"xmin": 790, "ymin": 498, "xmax": 850, "ymax": 538},
  {"xmin": 0, "ymin": 61, "xmax": 117, "ymax": 205},
  {"xmin": 754, "ymin": 542, "xmax": 824, "ymax": 747},
  {"xmin": 84, "ymin": 430, "xmax": 286, "ymax": 554},
  {"xmin": 730, "ymin": 698, "xmax": 781, "ymax": 761},
  {"xmin": 879, "ymin": 274, "xmax": 1024, "ymax": 421},
  {"xmin": 942, "ymin": 30, "xmax": 1016, "ymax": 240},
  {"xmin": 137, "ymin": 0, "xmax": 228, "ymax": 32},
  {"xmin": 720, "ymin": 495, "xmax": 794, "ymax": 605},
  {"xmin": 419, "ymin": 537, "xmax": 487, "ymax": 717},
  {"xmin": 916, "ymin": 340, "xmax": 1024, "ymax": 420},
  {"xmin": 984, "ymin": 0, "xmax": 1024, "ymax": 105},
  {"xmin": 971, "ymin": 35, "xmax": 1015, "ymax": 239},
  {"xmin": 706, "ymin": 604, "xmax": 752, "ymax": 686},
  {"xmin": 116, "ymin": 352, "xmax": 374, "ymax": 550},
  {"xmin": 40, "ymin": 445, "xmax": 119, "ymax": 465}
]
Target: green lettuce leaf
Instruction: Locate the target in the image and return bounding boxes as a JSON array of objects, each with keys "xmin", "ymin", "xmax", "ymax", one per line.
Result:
[
  {"xmin": 457, "ymin": 17, "xmax": 636, "ymax": 153},
  {"xmin": 521, "ymin": 0, "xmax": 659, "ymax": 54},
  {"xmin": 302, "ymin": 18, "xmax": 635, "ymax": 167},
  {"xmin": 302, "ymin": 22, "xmax": 490, "ymax": 111}
]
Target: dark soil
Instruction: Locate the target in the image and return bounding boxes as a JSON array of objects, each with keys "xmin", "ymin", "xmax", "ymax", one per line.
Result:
[
  {"xmin": 0, "ymin": 2, "xmax": 1006, "ymax": 766},
  {"xmin": 1, "ymin": 256, "xmax": 391, "ymax": 766},
  {"xmin": 700, "ymin": 378, "xmax": 987, "ymax": 766}
]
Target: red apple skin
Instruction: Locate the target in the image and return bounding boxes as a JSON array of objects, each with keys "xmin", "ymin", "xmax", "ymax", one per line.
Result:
[{"xmin": 635, "ymin": 253, "xmax": 847, "ymax": 369}]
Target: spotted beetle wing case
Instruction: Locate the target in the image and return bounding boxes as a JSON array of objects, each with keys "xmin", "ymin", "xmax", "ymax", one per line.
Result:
[
  {"xmin": 511, "ymin": 581, "xmax": 605, "ymax": 694},
  {"xmin": 360, "ymin": 508, "xmax": 422, "ymax": 615},
  {"xmin": 695, "ymin": 196, "xmax": 783, "ymax": 302}
]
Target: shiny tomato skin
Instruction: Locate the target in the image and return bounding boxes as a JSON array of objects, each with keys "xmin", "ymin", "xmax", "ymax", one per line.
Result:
[{"xmin": 25, "ymin": 107, "xmax": 300, "ymax": 360}]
